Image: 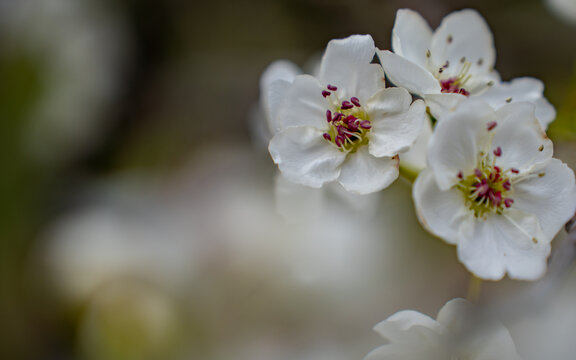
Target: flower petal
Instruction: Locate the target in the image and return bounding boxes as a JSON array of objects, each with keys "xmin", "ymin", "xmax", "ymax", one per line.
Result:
[
  {"xmin": 377, "ymin": 49, "xmax": 441, "ymax": 96},
  {"xmin": 269, "ymin": 126, "xmax": 346, "ymax": 187},
  {"xmin": 318, "ymin": 35, "xmax": 385, "ymax": 101},
  {"xmin": 424, "ymin": 93, "xmax": 465, "ymax": 121},
  {"xmin": 338, "ymin": 147, "xmax": 399, "ymax": 194},
  {"xmin": 392, "ymin": 9, "xmax": 433, "ymax": 68},
  {"xmin": 413, "ymin": 170, "xmax": 474, "ymax": 245},
  {"xmin": 430, "ymin": 9, "xmax": 495, "ymax": 77},
  {"xmin": 260, "ymin": 60, "xmax": 301, "ymax": 132},
  {"xmin": 369, "ymin": 98, "xmax": 426, "ymax": 157},
  {"xmin": 400, "ymin": 115, "xmax": 433, "ymax": 172},
  {"xmin": 374, "ymin": 310, "xmax": 443, "ymax": 343},
  {"xmin": 458, "ymin": 210, "xmax": 549, "ymax": 280},
  {"xmin": 276, "ymin": 75, "xmax": 327, "ymax": 129},
  {"xmin": 436, "ymin": 298, "xmax": 520, "ymax": 359},
  {"xmin": 492, "ymin": 102, "xmax": 553, "ymax": 171},
  {"xmin": 513, "ymin": 158, "xmax": 576, "ymax": 241},
  {"xmin": 476, "ymin": 77, "xmax": 556, "ymax": 128},
  {"xmin": 428, "ymin": 99, "xmax": 496, "ymax": 190}
]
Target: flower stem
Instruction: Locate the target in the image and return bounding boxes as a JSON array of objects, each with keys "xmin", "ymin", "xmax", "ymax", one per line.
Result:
[
  {"xmin": 466, "ymin": 275, "xmax": 483, "ymax": 303},
  {"xmin": 399, "ymin": 163, "xmax": 420, "ymax": 183}
]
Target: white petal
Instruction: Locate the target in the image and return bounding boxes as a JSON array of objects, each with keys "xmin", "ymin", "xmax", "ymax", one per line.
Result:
[
  {"xmin": 378, "ymin": 50, "xmax": 441, "ymax": 96},
  {"xmin": 260, "ymin": 60, "xmax": 301, "ymax": 133},
  {"xmin": 412, "ymin": 170, "xmax": 474, "ymax": 245},
  {"xmin": 428, "ymin": 100, "xmax": 496, "ymax": 190},
  {"xmin": 276, "ymin": 75, "xmax": 327, "ymax": 129},
  {"xmin": 269, "ymin": 126, "xmax": 346, "ymax": 187},
  {"xmin": 369, "ymin": 98, "xmax": 426, "ymax": 157},
  {"xmin": 437, "ymin": 299, "xmax": 520, "ymax": 359},
  {"xmin": 424, "ymin": 93, "xmax": 466, "ymax": 121},
  {"xmin": 513, "ymin": 158, "xmax": 576, "ymax": 241},
  {"xmin": 365, "ymin": 343, "xmax": 444, "ymax": 360},
  {"xmin": 262, "ymin": 79, "xmax": 294, "ymax": 133},
  {"xmin": 476, "ymin": 77, "xmax": 556, "ymax": 128},
  {"xmin": 392, "ymin": 9, "xmax": 433, "ymax": 67},
  {"xmin": 260, "ymin": 60, "xmax": 300, "ymax": 88},
  {"xmin": 430, "ymin": 9, "xmax": 495, "ymax": 76},
  {"xmin": 458, "ymin": 210, "xmax": 549, "ymax": 280},
  {"xmin": 400, "ymin": 115, "xmax": 433, "ymax": 172},
  {"xmin": 318, "ymin": 35, "xmax": 385, "ymax": 101},
  {"xmin": 338, "ymin": 147, "xmax": 399, "ymax": 194},
  {"xmin": 492, "ymin": 102, "xmax": 553, "ymax": 171},
  {"xmin": 374, "ymin": 310, "xmax": 442, "ymax": 343}
]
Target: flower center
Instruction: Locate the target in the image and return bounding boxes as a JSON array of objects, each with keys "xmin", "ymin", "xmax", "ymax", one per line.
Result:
[
  {"xmin": 321, "ymin": 85, "xmax": 372, "ymax": 153},
  {"xmin": 435, "ymin": 59, "xmax": 472, "ymax": 96},
  {"xmin": 456, "ymin": 146, "xmax": 516, "ymax": 218}
]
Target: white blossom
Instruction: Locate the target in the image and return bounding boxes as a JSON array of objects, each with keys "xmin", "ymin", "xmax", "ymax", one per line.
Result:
[
  {"xmin": 413, "ymin": 99, "xmax": 576, "ymax": 280},
  {"xmin": 268, "ymin": 35, "xmax": 426, "ymax": 194},
  {"xmin": 365, "ymin": 298, "xmax": 522, "ymax": 360},
  {"xmin": 378, "ymin": 9, "xmax": 555, "ymax": 128}
]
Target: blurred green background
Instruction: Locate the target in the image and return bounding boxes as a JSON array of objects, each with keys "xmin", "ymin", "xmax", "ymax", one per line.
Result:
[{"xmin": 1, "ymin": 0, "xmax": 576, "ymax": 359}]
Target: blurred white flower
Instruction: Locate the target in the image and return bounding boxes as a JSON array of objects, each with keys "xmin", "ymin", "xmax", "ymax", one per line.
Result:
[
  {"xmin": 378, "ymin": 9, "xmax": 555, "ymax": 127},
  {"xmin": 413, "ymin": 100, "xmax": 576, "ymax": 280},
  {"xmin": 546, "ymin": 0, "xmax": 576, "ymax": 24},
  {"xmin": 0, "ymin": 0, "xmax": 129, "ymax": 165},
  {"xmin": 268, "ymin": 35, "xmax": 426, "ymax": 194},
  {"xmin": 365, "ymin": 298, "xmax": 521, "ymax": 360}
]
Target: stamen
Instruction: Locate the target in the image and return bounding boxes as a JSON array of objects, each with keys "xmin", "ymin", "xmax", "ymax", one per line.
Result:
[
  {"xmin": 487, "ymin": 121, "xmax": 497, "ymax": 131},
  {"xmin": 326, "ymin": 110, "xmax": 332, "ymax": 122},
  {"xmin": 323, "ymin": 133, "xmax": 331, "ymax": 141},
  {"xmin": 341, "ymin": 101, "xmax": 353, "ymax": 110},
  {"xmin": 350, "ymin": 97, "xmax": 361, "ymax": 107},
  {"xmin": 327, "ymin": 84, "xmax": 338, "ymax": 91},
  {"xmin": 322, "ymin": 90, "xmax": 331, "ymax": 98},
  {"xmin": 493, "ymin": 147, "xmax": 502, "ymax": 157}
]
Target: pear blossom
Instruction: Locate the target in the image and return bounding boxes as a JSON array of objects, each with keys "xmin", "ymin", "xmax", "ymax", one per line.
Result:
[
  {"xmin": 268, "ymin": 35, "xmax": 426, "ymax": 194},
  {"xmin": 378, "ymin": 9, "xmax": 555, "ymax": 128},
  {"xmin": 364, "ymin": 298, "xmax": 522, "ymax": 360},
  {"xmin": 413, "ymin": 99, "xmax": 576, "ymax": 280},
  {"xmin": 259, "ymin": 59, "xmax": 379, "ymax": 220}
]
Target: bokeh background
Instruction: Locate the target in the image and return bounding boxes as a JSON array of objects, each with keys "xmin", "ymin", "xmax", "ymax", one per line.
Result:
[{"xmin": 2, "ymin": 0, "xmax": 576, "ymax": 359}]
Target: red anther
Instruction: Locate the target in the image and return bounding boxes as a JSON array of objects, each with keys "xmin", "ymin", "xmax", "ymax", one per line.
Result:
[
  {"xmin": 322, "ymin": 90, "xmax": 331, "ymax": 98},
  {"xmin": 326, "ymin": 110, "xmax": 332, "ymax": 122},
  {"xmin": 359, "ymin": 120, "xmax": 371, "ymax": 129},
  {"xmin": 511, "ymin": 168, "xmax": 519, "ymax": 174},
  {"xmin": 335, "ymin": 135, "xmax": 343, "ymax": 147},
  {"xmin": 327, "ymin": 84, "xmax": 338, "ymax": 91},
  {"xmin": 489, "ymin": 190, "xmax": 502, "ymax": 207},
  {"xmin": 344, "ymin": 115, "xmax": 356, "ymax": 124},
  {"xmin": 493, "ymin": 147, "xmax": 502, "ymax": 157},
  {"xmin": 350, "ymin": 97, "xmax": 361, "ymax": 107},
  {"xmin": 487, "ymin": 121, "xmax": 497, "ymax": 131},
  {"xmin": 457, "ymin": 171, "xmax": 463, "ymax": 179},
  {"xmin": 323, "ymin": 133, "xmax": 331, "ymax": 141},
  {"xmin": 474, "ymin": 169, "xmax": 483, "ymax": 178},
  {"xmin": 503, "ymin": 180, "xmax": 511, "ymax": 191},
  {"xmin": 504, "ymin": 198, "xmax": 514, "ymax": 208},
  {"xmin": 332, "ymin": 113, "xmax": 343, "ymax": 122},
  {"xmin": 494, "ymin": 166, "xmax": 501, "ymax": 173},
  {"xmin": 458, "ymin": 88, "xmax": 470, "ymax": 96},
  {"xmin": 341, "ymin": 101, "xmax": 353, "ymax": 110}
]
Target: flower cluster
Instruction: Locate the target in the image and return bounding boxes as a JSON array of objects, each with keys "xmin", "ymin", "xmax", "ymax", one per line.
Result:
[{"xmin": 259, "ymin": 7, "xmax": 576, "ymax": 358}]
